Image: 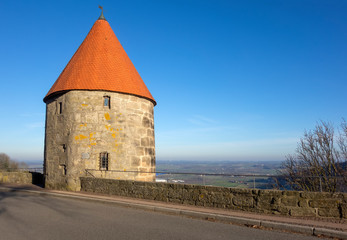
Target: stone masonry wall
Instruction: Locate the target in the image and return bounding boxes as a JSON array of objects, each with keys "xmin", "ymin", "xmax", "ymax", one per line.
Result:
[
  {"xmin": 80, "ymin": 177, "xmax": 347, "ymax": 219},
  {"xmin": 0, "ymin": 172, "xmax": 33, "ymax": 184},
  {"xmin": 45, "ymin": 90, "xmax": 155, "ymax": 191}
]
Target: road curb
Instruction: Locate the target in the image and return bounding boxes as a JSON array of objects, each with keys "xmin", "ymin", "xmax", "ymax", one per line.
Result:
[
  {"xmin": 314, "ymin": 228, "xmax": 347, "ymax": 239},
  {"xmin": 1, "ymin": 187, "xmax": 346, "ymax": 239},
  {"xmin": 261, "ymin": 221, "xmax": 314, "ymax": 235}
]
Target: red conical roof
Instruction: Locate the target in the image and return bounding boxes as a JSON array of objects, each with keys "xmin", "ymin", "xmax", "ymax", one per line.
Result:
[{"xmin": 44, "ymin": 18, "xmax": 156, "ymax": 105}]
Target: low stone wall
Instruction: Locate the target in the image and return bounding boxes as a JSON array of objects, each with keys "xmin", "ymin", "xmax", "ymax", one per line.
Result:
[
  {"xmin": 0, "ymin": 171, "xmax": 44, "ymax": 185},
  {"xmin": 80, "ymin": 177, "xmax": 347, "ymax": 219}
]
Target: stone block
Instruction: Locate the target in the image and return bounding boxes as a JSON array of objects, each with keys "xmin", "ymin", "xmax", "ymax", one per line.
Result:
[
  {"xmin": 280, "ymin": 196, "xmax": 298, "ymax": 207},
  {"xmin": 298, "ymin": 199, "xmax": 309, "ymax": 208},
  {"xmin": 136, "ymin": 147, "xmax": 144, "ymax": 156},
  {"xmin": 232, "ymin": 195, "xmax": 254, "ymax": 207},
  {"xmin": 145, "ymin": 148, "xmax": 154, "ymax": 155},
  {"xmin": 147, "ymin": 129, "xmax": 154, "ymax": 136},
  {"xmin": 258, "ymin": 189, "xmax": 282, "ymax": 198},
  {"xmin": 309, "ymin": 199, "xmax": 340, "ymax": 208},
  {"xmin": 289, "ymin": 207, "xmax": 316, "ymax": 217},
  {"xmin": 340, "ymin": 203, "xmax": 347, "ymax": 218},
  {"xmin": 140, "ymin": 138, "xmax": 149, "ymax": 147},
  {"xmin": 270, "ymin": 205, "xmax": 290, "ymax": 215},
  {"xmin": 317, "ymin": 207, "xmax": 341, "ymax": 218},
  {"xmin": 282, "ymin": 191, "xmax": 300, "ymax": 197},
  {"xmin": 142, "ymin": 117, "xmax": 151, "ymax": 128},
  {"xmin": 256, "ymin": 199, "xmax": 276, "ymax": 210},
  {"xmin": 131, "ymin": 156, "xmax": 140, "ymax": 166},
  {"xmin": 132, "ymin": 139, "xmax": 141, "ymax": 147},
  {"xmin": 231, "ymin": 188, "xmax": 255, "ymax": 196},
  {"xmin": 137, "ymin": 128, "xmax": 146, "ymax": 136},
  {"xmin": 300, "ymin": 191, "xmax": 332, "ymax": 199},
  {"xmin": 141, "ymin": 156, "xmax": 151, "ymax": 166},
  {"xmin": 148, "ymin": 137, "xmax": 154, "ymax": 146}
]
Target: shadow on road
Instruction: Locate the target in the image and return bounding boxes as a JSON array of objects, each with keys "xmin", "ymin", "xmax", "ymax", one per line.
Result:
[
  {"xmin": 0, "ymin": 183, "xmax": 45, "ymax": 215},
  {"xmin": 0, "ymin": 183, "xmax": 83, "ymax": 219}
]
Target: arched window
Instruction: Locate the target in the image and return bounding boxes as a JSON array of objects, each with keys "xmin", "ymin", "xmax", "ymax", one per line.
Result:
[{"xmin": 100, "ymin": 152, "xmax": 109, "ymax": 170}]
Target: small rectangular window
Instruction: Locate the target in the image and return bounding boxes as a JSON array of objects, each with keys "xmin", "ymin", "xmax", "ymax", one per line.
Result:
[
  {"xmin": 100, "ymin": 152, "xmax": 109, "ymax": 170},
  {"xmin": 60, "ymin": 144, "xmax": 66, "ymax": 152},
  {"xmin": 60, "ymin": 164, "xmax": 67, "ymax": 175},
  {"xmin": 58, "ymin": 102, "xmax": 63, "ymax": 114},
  {"xmin": 103, "ymin": 96, "xmax": 110, "ymax": 109}
]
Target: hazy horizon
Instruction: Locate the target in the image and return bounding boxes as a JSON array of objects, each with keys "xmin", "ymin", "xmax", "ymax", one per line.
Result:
[{"xmin": 17, "ymin": 158, "xmax": 283, "ymax": 166}]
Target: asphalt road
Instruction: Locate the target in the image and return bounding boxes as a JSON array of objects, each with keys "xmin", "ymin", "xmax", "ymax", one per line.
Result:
[{"xmin": 0, "ymin": 190, "xmax": 321, "ymax": 240}]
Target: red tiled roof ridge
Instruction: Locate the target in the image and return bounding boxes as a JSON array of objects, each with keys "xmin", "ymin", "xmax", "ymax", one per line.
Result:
[{"xmin": 43, "ymin": 19, "xmax": 156, "ymax": 105}]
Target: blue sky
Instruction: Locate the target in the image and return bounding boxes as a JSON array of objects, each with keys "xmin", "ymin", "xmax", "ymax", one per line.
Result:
[{"xmin": 0, "ymin": 0, "xmax": 346, "ymax": 163}]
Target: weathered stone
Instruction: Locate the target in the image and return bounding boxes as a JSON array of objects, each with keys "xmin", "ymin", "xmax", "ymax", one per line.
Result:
[
  {"xmin": 137, "ymin": 128, "xmax": 146, "ymax": 136},
  {"xmin": 318, "ymin": 208, "xmax": 341, "ymax": 218},
  {"xmin": 258, "ymin": 189, "xmax": 282, "ymax": 197},
  {"xmin": 44, "ymin": 91, "xmax": 156, "ymax": 191},
  {"xmin": 142, "ymin": 117, "xmax": 151, "ymax": 128},
  {"xmin": 141, "ymin": 156, "xmax": 151, "ymax": 166},
  {"xmin": 300, "ymin": 191, "xmax": 332, "ymax": 199},
  {"xmin": 136, "ymin": 148, "xmax": 144, "ymax": 156},
  {"xmin": 280, "ymin": 197, "xmax": 298, "ymax": 207},
  {"xmin": 289, "ymin": 207, "xmax": 316, "ymax": 217},
  {"xmin": 298, "ymin": 199, "xmax": 309, "ymax": 208},
  {"xmin": 232, "ymin": 195, "xmax": 254, "ymax": 207},
  {"xmin": 256, "ymin": 196, "xmax": 278, "ymax": 210},
  {"xmin": 309, "ymin": 199, "xmax": 340, "ymax": 208},
  {"xmin": 131, "ymin": 157, "xmax": 140, "ymax": 166},
  {"xmin": 270, "ymin": 205, "xmax": 290, "ymax": 215},
  {"xmin": 340, "ymin": 203, "xmax": 347, "ymax": 218},
  {"xmin": 145, "ymin": 148, "xmax": 155, "ymax": 155},
  {"xmin": 282, "ymin": 191, "xmax": 300, "ymax": 197},
  {"xmin": 0, "ymin": 172, "xmax": 33, "ymax": 184},
  {"xmin": 79, "ymin": 177, "xmax": 347, "ymax": 220},
  {"xmin": 140, "ymin": 138, "xmax": 149, "ymax": 147}
]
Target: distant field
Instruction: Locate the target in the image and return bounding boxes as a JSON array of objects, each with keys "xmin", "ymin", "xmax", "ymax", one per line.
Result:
[{"xmin": 156, "ymin": 160, "xmax": 282, "ymax": 189}]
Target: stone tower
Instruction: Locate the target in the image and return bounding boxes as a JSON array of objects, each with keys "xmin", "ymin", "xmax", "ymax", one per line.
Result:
[{"xmin": 43, "ymin": 12, "xmax": 156, "ymax": 191}]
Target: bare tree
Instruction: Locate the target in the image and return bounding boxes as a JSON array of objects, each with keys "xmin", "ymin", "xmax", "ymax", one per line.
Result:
[
  {"xmin": 338, "ymin": 119, "xmax": 347, "ymax": 161},
  {"xmin": 0, "ymin": 153, "xmax": 28, "ymax": 171},
  {"xmin": 281, "ymin": 121, "xmax": 347, "ymax": 192},
  {"xmin": 337, "ymin": 119, "xmax": 347, "ymax": 191},
  {"xmin": 0, "ymin": 153, "xmax": 10, "ymax": 170}
]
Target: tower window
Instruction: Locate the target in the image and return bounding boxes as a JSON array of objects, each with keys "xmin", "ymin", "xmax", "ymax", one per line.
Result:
[
  {"xmin": 60, "ymin": 164, "xmax": 67, "ymax": 175},
  {"xmin": 60, "ymin": 144, "xmax": 66, "ymax": 152},
  {"xmin": 103, "ymin": 96, "xmax": 110, "ymax": 109},
  {"xmin": 57, "ymin": 102, "xmax": 63, "ymax": 114},
  {"xmin": 100, "ymin": 152, "xmax": 109, "ymax": 170}
]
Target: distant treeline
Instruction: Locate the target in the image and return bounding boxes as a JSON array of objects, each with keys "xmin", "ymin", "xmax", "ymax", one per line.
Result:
[{"xmin": 0, "ymin": 153, "xmax": 28, "ymax": 171}]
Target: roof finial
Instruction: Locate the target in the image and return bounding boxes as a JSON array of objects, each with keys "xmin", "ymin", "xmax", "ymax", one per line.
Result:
[{"xmin": 98, "ymin": 5, "xmax": 106, "ymax": 20}]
